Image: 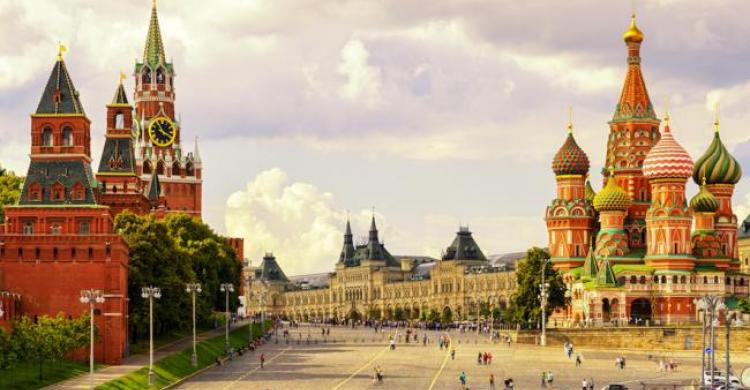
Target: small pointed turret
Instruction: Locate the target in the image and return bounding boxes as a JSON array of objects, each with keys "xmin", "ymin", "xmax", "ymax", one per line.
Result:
[
  {"xmin": 147, "ymin": 170, "xmax": 161, "ymax": 202},
  {"xmin": 111, "ymin": 83, "xmax": 129, "ymax": 106},
  {"xmin": 36, "ymin": 53, "xmax": 85, "ymax": 115},
  {"xmin": 582, "ymin": 243, "xmax": 599, "ymax": 278},
  {"xmin": 339, "ymin": 217, "xmax": 356, "ymax": 265},
  {"xmin": 193, "ymin": 136, "xmax": 201, "ymax": 162},
  {"xmin": 368, "ymin": 214, "xmax": 379, "ymax": 243},
  {"xmin": 595, "ymin": 257, "xmax": 618, "ymax": 286}
]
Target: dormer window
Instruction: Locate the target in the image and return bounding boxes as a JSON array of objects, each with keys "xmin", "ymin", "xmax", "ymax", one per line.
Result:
[{"xmin": 62, "ymin": 126, "xmax": 73, "ymax": 146}]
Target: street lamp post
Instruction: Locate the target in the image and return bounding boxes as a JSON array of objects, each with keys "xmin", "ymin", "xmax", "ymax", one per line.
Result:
[
  {"xmin": 539, "ymin": 259, "xmax": 550, "ymax": 346},
  {"xmin": 141, "ymin": 286, "xmax": 161, "ymax": 386},
  {"xmin": 80, "ymin": 289, "xmax": 105, "ymax": 390},
  {"xmin": 185, "ymin": 283, "xmax": 202, "ymax": 367},
  {"xmin": 696, "ymin": 295, "xmax": 724, "ymax": 386},
  {"xmin": 220, "ymin": 283, "xmax": 234, "ymax": 351}
]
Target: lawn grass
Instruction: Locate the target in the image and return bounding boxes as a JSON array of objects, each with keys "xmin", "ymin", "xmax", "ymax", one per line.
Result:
[
  {"xmin": 129, "ymin": 326, "xmax": 211, "ymax": 355},
  {"xmin": 0, "ymin": 359, "xmax": 98, "ymax": 390},
  {"xmin": 97, "ymin": 322, "xmax": 269, "ymax": 390}
]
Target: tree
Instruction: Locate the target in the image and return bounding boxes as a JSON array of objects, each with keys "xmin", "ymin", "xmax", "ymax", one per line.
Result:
[
  {"xmin": 427, "ymin": 309, "xmax": 440, "ymax": 323},
  {"xmin": 740, "ymin": 298, "xmax": 750, "ymax": 314},
  {"xmin": 441, "ymin": 307, "xmax": 453, "ymax": 324},
  {"xmin": 503, "ymin": 247, "xmax": 566, "ymax": 327},
  {"xmin": 393, "ymin": 308, "xmax": 405, "ymax": 321},
  {"xmin": 0, "ymin": 168, "xmax": 23, "ymax": 223},
  {"xmin": 114, "ymin": 212, "xmax": 242, "ymax": 343}
]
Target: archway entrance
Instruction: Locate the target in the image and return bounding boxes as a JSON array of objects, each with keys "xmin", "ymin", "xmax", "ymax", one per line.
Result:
[
  {"xmin": 348, "ymin": 310, "xmax": 361, "ymax": 322},
  {"xmin": 630, "ymin": 298, "xmax": 652, "ymax": 324},
  {"xmin": 602, "ymin": 298, "xmax": 611, "ymax": 322}
]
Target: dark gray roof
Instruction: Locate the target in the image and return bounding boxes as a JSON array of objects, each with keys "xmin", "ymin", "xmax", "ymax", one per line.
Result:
[
  {"xmin": 442, "ymin": 227, "xmax": 487, "ymax": 261},
  {"xmin": 289, "ymin": 273, "xmax": 329, "ymax": 289},
  {"xmin": 487, "ymin": 252, "xmax": 525, "ymax": 270},
  {"xmin": 340, "ymin": 216, "xmax": 400, "ymax": 267},
  {"xmin": 147, "ymin": 171, "xmax": 161, "ymax": 201},
  {"xmin": 256, "ymin": 253, "xmax": 290, "ymax": 283},
  {"xmin": 739, "ymin": 215, "xmax": 750, "ymax": 239},
  {"xmin": 36, "ymin": 60, "xmax": 85, "ymax": 115},
  {"xmin": 338, "ymin": 220, "xmax": 355, "ymax": 264},
  {"xmin": 111, "ymin": 84, "xmax": 129, "ymax": 105},
  {"xmin": 19, "ymin": 161, "xmax": 97, "ymax": 205},
  {"xmin": 98, "ymin": 138, "xmax": 135, "ymax": 175}
]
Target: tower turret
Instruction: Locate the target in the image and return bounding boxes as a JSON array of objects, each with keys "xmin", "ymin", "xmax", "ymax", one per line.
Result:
[
  {"xmin": 546, "ymin": 116, "xmax": 596, "ymax": 270},
  {"xmin": 642, "ymin": 115, "xmax": 694, "ymax": 270},
  {"xmin": 593, "ymin": 169, "xmax": 631, "ymax": 258}
]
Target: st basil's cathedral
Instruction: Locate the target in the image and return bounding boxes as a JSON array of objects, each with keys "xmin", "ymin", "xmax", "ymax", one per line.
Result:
[{"xmin": 546, "ymin": 14, "xmax": 749, "ymax": 325}]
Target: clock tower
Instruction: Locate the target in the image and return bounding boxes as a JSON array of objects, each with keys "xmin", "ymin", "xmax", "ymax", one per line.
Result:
[{"xmin": 132, "ymin": 1, "xmax": 202, "ymax": 218}]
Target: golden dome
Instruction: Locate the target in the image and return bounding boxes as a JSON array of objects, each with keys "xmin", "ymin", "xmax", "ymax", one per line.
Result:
[{"xmin": 623, "ymin": 15, "xmax": 644, "ymax": 43}]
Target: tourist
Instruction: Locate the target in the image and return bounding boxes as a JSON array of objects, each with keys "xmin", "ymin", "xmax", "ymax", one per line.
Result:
[
  {"xmin": 477, "ymin": 352, "xmax": 483, "ymax": 365},
  {"xmin": 575, "ymin": 354, "xmax": 582, "ymax": 367},
  {"xmin": 260, "ymin": 353, "xmax": 265, "ymax": 368},
  {"xmin": 503, "ymin": 378, "xmax": 514, "ymax": 389},
  {"xmin": 451, "ymin": 348, "xmax": 456, "ymax": 360},
  {"xmin": 588, "ymin": 377, "xmax": 594, "ymax": 390},
  {"xmin": 489, "ymin": 373, "xmax": 495, "ymax": 390},
  {"xmin": 459, "ymin": 371, "xmax": 467, "ymax": 388},
  {"xmin": 389, "ymin": 338, "xmax": 396, "ymax": 350},
  {"xmin": 581, "ymin": 378, "xmax": 588, "ymax": 390},
  {"xmin": 541, "ymin": 372, "xmax": 547, "ymax": 387},
  {"xmin": 546, "ymin": 371, "xmax": 554, "ymax": 386}
]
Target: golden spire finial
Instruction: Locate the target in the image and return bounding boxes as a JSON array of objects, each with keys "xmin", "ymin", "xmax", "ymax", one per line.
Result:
[
  {"xmin": 663, "ymin": 96, "xmax": 671, "ymax": 126},
  {"xmin": 701, "ymin": 175, "xmax": 707, "ymax": 187},
  {"xmin": 567, "ymin": 106, "xmax": 573, "ymax": 134},
  {"xmin": 623, "ymin": 1, "xmax": 644, "ymax": 44},
  {"xmin": 152, "ymin": 0, "xmax": 157, "ymax": 8},
  {"xmin": 119, "ymin": 71, "xmax": 126, "ymax": 85},
  {"xmin": 57, "ymin": 41, "xmax": 67, "ymax": 61}
]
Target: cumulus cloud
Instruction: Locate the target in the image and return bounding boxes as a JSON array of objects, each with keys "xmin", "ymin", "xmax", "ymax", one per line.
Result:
[
  {"xmin": 224, "ymin": 168, "xmax": 388, "ymax": 275},
  {"xmin": 337, "ymin": 38, "xmax": 382, "ymax": 107}
]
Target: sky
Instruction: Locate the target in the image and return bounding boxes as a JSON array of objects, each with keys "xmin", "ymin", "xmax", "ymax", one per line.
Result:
[{"xmin": 3, "ymin": 0, "xmax": 750, "ymax": 276}]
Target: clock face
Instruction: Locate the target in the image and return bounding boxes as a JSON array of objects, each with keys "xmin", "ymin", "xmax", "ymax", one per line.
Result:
[{"xmin": 148, "ymin": 117, "xmax": 177, "ymax": 147}]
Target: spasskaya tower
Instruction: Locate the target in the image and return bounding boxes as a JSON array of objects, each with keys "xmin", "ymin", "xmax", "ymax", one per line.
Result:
[{"xmin": 132, "ymin": 1, "xmax": 202, "ymax": 218}]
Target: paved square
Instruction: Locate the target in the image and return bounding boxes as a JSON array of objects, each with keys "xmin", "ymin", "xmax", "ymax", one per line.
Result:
[{"xmin": 175, "ymin": 326, "xmax": 743, "ymax": 389}]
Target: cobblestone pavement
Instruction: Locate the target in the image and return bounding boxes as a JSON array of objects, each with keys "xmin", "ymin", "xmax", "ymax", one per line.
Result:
[{"xmin": 175, "ymin": 325, "xmax": 750, "ymax": 390}]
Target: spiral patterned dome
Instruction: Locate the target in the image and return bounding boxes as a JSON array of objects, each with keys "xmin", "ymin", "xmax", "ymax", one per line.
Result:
[
  {"xmin": 593, "ymin": 174, "xmax": 631, "ymax": 212},
  {"xmin": 690, "ymin": 179, "xmax": 720, "ymax": 213},
  {"xmin": 643, "ymin": 125, "xmax": 693, "ymax": 179},
  {"xmin": 692, "ymin": 131, "xmax": 742, "ymax": 185},
  {"xmin": 552, "ymin": 133, "xmax": 590, "ymax": 176}
]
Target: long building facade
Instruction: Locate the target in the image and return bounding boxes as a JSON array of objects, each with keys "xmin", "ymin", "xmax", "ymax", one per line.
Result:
[
  {"xmin": 247, "ymin": 219, "xmax": 517, "ymax": 323},
  {"xmin": 546, "ymin": 14, "xmax": 749, "ymax": 326}
]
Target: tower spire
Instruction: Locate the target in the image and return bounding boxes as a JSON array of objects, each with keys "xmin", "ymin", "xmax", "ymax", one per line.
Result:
[
  {"xmin": 143, "ymin": 0, "xmax": 166, "ymax": 67},
  {"xmin": 567, "ymin": 106, "xmax": 573, "ymax": 134},
  {"xmin": 713, "ymin": 102, "xmax": 720, "ymax": 133}
]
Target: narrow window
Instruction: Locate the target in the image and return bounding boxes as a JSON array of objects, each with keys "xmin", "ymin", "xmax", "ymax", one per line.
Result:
[
  {"xmin": 23, "ymin": 222, "xmax": 33, "ymax": 235},
  {"xmin": 42, "ymin": 127, "xmax": 53, "ymax": 147},
  {"xmin": 62, "ymin": 126, "xmax": 73, "ymax": 146},
  {"xmin": 79, "ymin": 222, "xmax": 90, "ymax": 235}
]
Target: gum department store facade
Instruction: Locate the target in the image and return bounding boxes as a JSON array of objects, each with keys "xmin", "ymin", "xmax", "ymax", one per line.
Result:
[{"xmin": 247, "ymin": 14, "xmax": 750, "ymax": 326}]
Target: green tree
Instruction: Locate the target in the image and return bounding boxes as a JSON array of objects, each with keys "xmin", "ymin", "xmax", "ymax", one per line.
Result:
[
  {"xmin": 441, "ymin": 307, "xmax": 453, "ymax": 324},
  {"xmin": 740, "ymin": 298, "xmax": 750, "ymax": 314},
  {"xmin": 114, "ymin": 212, "xmax": 242, "ymax": 343},
  {"xmin": 0, "ymin": 168, "xmax": 23, "ymax": 223},
  {"xmin": 427, "ymin": 309, "xmax": 440, "ymax": 323},
  {"xmin": 393, "ymin": 308, "xmax": 405, "ymax": 321},
  {"xmin": 503, "ymin": 247, "xmax": 566, "ymax": 328}
]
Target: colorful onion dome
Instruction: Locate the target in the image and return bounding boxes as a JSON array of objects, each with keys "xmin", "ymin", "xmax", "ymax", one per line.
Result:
[
  {"xmin": 593, "ymin": 171, "xmax": 631, "ymax": 212},
  {"xmin": 642, "ymin": 124, "xmax": 693, "ymax": 179},
  {"xmin": 552, "ymin": 130, "xmax": 590, "ymax": 176},
  {"xmin": 584, "ymin": 176, "xmax": 596, "ymax": 203},
  {"xmin": 623, "ymin": 14, "xmax": 644, "ymax": 43},
  {"xmin": 690, "ymin": 177, "xmax": 719, "ymax": 213},
  {"xmin": 692, "ymin": 129, "xmax": 742, "ymax": 185}
]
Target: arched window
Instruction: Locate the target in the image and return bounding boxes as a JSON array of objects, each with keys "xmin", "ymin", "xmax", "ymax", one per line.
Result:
[
  {"xmin": 186, "ymin": 162, "xmax": 194, "ymax": 176},
  {"xmin": 661, "ymin": 275, "xmax": 666, "ymax": 284},
  {"xmin": 115, "ymin": 112, "xmax": 125, "ymax": 129},
  {"xmin": 672, "ymin": 275, "xmax": 678, "ymax": 284},
  {"xmin": 704, "ymin": 276, "xmax": 708, "ymax": 284},
  {"xmin": 680, "ymin": 275, "xmax": 686, "ymax": 284},
  {"xmin": 630, "ymin": 275, "xmax": 637, "ymax": 284},
  {"xmin": 51, "ymin": 182, "xmax": 65, "ymax": 201},
  {"xmin": 62, "ymin": 126, "xmax": 73, "ymax": 146},
  {"xmin": 42, "ymin": 127, "xmax": 53, "ymax": 147},
  {"xmin": 639, "ymin": 275, "xmax": 646, "ymax": 284},
  {"xmin": 172, "ymin": 162, "xmax": 181, "ymax": 177},
  {"xmin": 143, "ymin": 160, "xmax": 152, "ymax": 174},
  {"xmin": 674, "ymin": 243, "xmax": 679, "ymax": 254},
  {"xmin": 23, "ymin": 222, "xmax": 34, "ymax": 235},
  {"xmin": 714, "ymin": 276, "xmax": 720, "ymax": 284},
  {"xmin": 156, "ymin": 161, "xmax": 165, "ymax": 175},
  {"xmin": 156, "ymin": 67, "xmax": 165, "ymax": 84},
  {"xmin": 142, "ymin": 67, "xmax": 152, "ymax": 84}
]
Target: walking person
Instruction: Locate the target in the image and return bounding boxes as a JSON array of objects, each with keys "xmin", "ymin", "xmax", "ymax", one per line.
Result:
[
  {"xmin": 459, "ymin": 371, "xmax": 467, "ymax": 389},
  {"xmin": 477, "ymin": 352, "xmax": 483, "ymax": 365},
  {"xmin": 575, "ymin": 354, "xmax": 582, "ymax": 367},
  {"xmin": 588, "ymin": 377, "xmax": 594, "ymax": 390},
  {"xmin": 260, "ymin": 353, "xmax": 265, "ymax": 369},
  {"xmin": 489, "ymin": 373, "xmax": 495, "ymax": 390},
  {"xmin": 581, "ymin": 378, "xmax": 588, "ymax": 390},
  {"xmin": 451, "ymin": 348, "xmax": 456, "ymax": 360}
]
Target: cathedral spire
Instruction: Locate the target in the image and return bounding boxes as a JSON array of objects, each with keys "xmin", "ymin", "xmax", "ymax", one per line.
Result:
[
  {"xmin": 613, "ymin": 11, "xmax": 655, "ymax": 121},
  {"xmin": 369, "ymin": 213, "xmax": 379, "ymax": 243},
  {"xmin": 143, "ymin": 0, "xmax": 166, "ymax": 67}
]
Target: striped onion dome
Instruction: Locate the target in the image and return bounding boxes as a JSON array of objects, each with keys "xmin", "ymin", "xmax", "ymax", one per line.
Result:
[
  {"xmin": 692, "ymin": 131, "xmax": 742, "ymax": 185},
  {"xmin": 643, "ymin": 124, "xmax": 693, "ymax": 179},
  {"xmin": 552, "ymin": 132, "xmax": 590, "ymax": 176},
  {"xmin": 593, "ymin": 173, "xmax": 631, "ymax": 212},
  {"xmin": 690, "ymin": 178, "xmax": 719, "ymax": 213}
]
